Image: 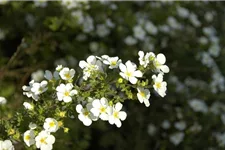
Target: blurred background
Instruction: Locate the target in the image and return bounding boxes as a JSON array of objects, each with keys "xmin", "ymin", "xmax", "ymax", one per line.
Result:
[{"xmin": 1, "ymin": 1, "xmax": 225, "ymax": 150}]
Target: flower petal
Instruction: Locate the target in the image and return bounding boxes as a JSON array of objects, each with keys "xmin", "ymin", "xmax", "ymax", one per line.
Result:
[{"xmin": 157, "ymin": 53, "xmax": 166, "ymax": 64}]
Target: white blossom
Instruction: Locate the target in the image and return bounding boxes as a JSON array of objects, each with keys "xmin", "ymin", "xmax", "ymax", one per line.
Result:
[
  {"xmin": 188, "ymin": 99, "xmax": 208, "ymax": 113},
  {"xmin": 59, "ymin": 67, "xmax": 75, "ymax": 81},
  {"xmin": 22, "ymin": 80, "xmax": 39, "ymax": 100},
  {"xmin": 108, "ymin": 102, "xmax": 127, "ymax": 128},
  {"xmin": 29, "ymin": 123, "xmax": 37, "ymax": 130},
  {"xmin": 137, "ymin": 87, "xmax": 150, "ymax": 107},
  {"xmin": 138, "ymin": 51, "xmax": 155, "ymax": 68},
  {"xmin": 124, "ymin": 36, "xmax": 137, "ymax": 46},
  {"xmin": 90, "ymin": 98, "xmax": 110, "ymax": 121},
  {"xmin": 31, "ymin": 80, "xmax": 48, "ymax": 95},
  {"xmin": 35, "ymin": 131, "xmax": 55, "ymax": 150},
  {"xmin": 119, "ymin": 61, "xmax": 143, "ymax": 84},
  {"xmin": 0, "ymin": 96, "xmax": 7, "ymax": 105},
  {"xmin": 153, "ymin": 53, "xmax": 170, "ymax": 73},
  {"xmin": 144, "ymin": 21, "xmax": 158, "ymax": 35},
  {"xmin": 56, "ymin": 83, "xmax": 77, "ymax": 103},
  {"xmin": 103, "ymin": 56, "xmax": 121, "ymax": 69},
  {"xmin": 169, "ymin": 132, "xmax": 185, "ymax": 146},
  {"xmin": 133, "ymin": 25, "xmax": 146, "ymax": 40},
  {"xmin": 176, "ymin": 6, "xmax": 189, "ymax": 18},
  {"xmin": 24, "ymin": 130, "xmax": 35, "ymax": 147},
  {"xmin": 152, "ymin": 73, "xmax": 167, "ymax": 97},
  {"xmin": 96, "ymin": 24, "xmax": 110, "ymax": 37},
  {"xmin": 44, "ymin": 70, "xmax": 59, "ymax": 81},
  {"xmin": 0, "ymin": 140, "xmax": 14, "ymax": 150},
  {"xmin": 174, "ymin": 121, "xmax": 186, "ymax": 131},
  {"xmin": 31, "ymin": 70, "xmax": 44, "ymax": 82},
  {"xmin": 23, "ymin": 102, "xmax": 34, "ymax": 110},
  {"xmin": 79, "ymin": 55, "xmax": 103, "ymax": 80},
  {"xmin": 76, "ymin": 103, "xmax": 97, "ymax": 126},
  {"xmin": 43, "ymin": 118, "xmax": 59, "ymax": 133},
  {"xmin": 161, "ymin": 120, "xmax": 171, "ymax": 129},
  {"xmin": 147, "ymin": 124, "xmax": 157, "ymax": 136}
]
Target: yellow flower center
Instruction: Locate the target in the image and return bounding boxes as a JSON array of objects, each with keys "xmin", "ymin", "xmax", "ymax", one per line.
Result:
[
  {"xmin": 111, "ymin": 61, "xmax": 117, "ymax": 66},
  {"xmin": 100, "ymin": 107, "xmax": 106, "ymax": 113},
  {"xmin": 65, "ymin": 73, "xmax": 71, "ymax": 79},
  {"xmin": 125, "ymin": 71, "xmax": 132, "ymax": 77},
  {"xmin": 84, "ymin": 111, "xmax": 89, "ymax": 116},
  {"xmin": 140, "ymin": 91, "xmax": 146, "ymax": 97},
  {"xmin": 155, "ymin": 82, "xmax": 161, "ymax": 89},
  {"xmin": 40, "ymin": 138, "xmax": 47, "ymax": 144},
  {"xmin": 113, "ymin": 112, "xmax": 119, "ymax": 118},
  {"xmin": 25, "ymin": 135, "xmax": 30, "ymax": 141},
  {"xmin": 49, "ymin": 121, "xmax": 55, "ymax": 127},
  {"xmin": 64, "ymin": 91, "xmax": 70, "ymax": 96}
]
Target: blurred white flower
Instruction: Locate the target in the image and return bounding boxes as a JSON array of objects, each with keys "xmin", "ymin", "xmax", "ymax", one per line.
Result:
[
  {"xmin": 147, "ymin": 124, "xmax": 157, "ymax": 136},
  {"xmin": 33, "ymin": 0, "xmax": 47, "ymax": 8},
  {"xmin": 144, "ymin": 21, "xmax": 158, "ymax": 35},
  {"xmin": 124, "ymin": 36, "xmax": 137, "ymax": 46},
  {"xmin": 133, "ymin": 25, "xmax": 146, "ymax": 40},
  {"xmin": 198, "ymin": 36, "xmax": 208, "ymax": 45},
  {"xmin": 24, "ymin": 130, "xmax": 35, "ymax": 147},
  {"xmin": 29, "ymin": 123, "xmax": 37, "ymax": 130},
  {"xmin": 174, "ymin": 121, "xmax": 186, "ymax": 131},
  {"xmin": 161, "ymin": 120, "xmax": 171, "ymax": 129},
  {"xmin": 167, "ymin": 17, "xmax": 182, "ymax": 30},
  {"xmin": 44, "ymin": 70, "xmax": 59, "ymax": 81},
  {"xmin": 31, "ymin": 70, "xmax": 44, "ymax": 82},
  {"xmin": 0, "ymin": 96, "xmax": 7, "ymax": 105},
  {"xmin": 0, "ymin": 29, "xmax": 5, "ymax": 40},
  {"xmin": 0, "ymin": 140, "xmax": 14, "ymax": 150},
  {"xmin": 89, "ymin": 42, "xmax": 99, "ymax": 52},
  {"xmin": 96, "ymin": 24, "xmax": 110, "ymax": 37},
  {"xmin": 189, "ymin": 99, "xmax": 208, "ymax": 113},
  {"xmin": 153, "ymin": 53, "xmax": 170, "ymax": 73},
  {"xmin": 108, "ymin": 102, "xmax": 127, "ymax": 128},
  {"xmin": 176, "ymin": 6, "xmax": 189, "ymax": 18},
  {"xmin": 23, "ymin": 102, "xmax": 34, "ymax": 110},
  {"xmin": 137, "ymin": 87, "xmax": 150, "ymax": 107},
  {"xmin": 204, "ymin": 12, "xmax": 214, "ymax": 22},
  {"xmin": 169, "ymin": 132, "xmax": 185, "ymax": 146},
  {"xmin": 83, "ymin": 16, "xmax": 94, "ymax": 33},
  {"xmin": 119, "ymin": 61, "xmax": 143, "ymax": 84},
  {"xmin": 35, "ymin": 131, "xmax": 55, "ymax": 150},
  {"xmin": 201, "ymin": 52, "xmax": 214, "ymax": 68},
  {"xmin": 189, "ymin": 122, "xmax": 202, "ymax": 132},
  {"xmin": 189, "ymin": 13, "xmax": 201, "ymax": 27},
  {"xmin": 208, "ymin": 43, "xmax": 220, "ymax": 57},
  {"xmin": 0, "ymin": 0, "xmax": 8, "ymax": 5}
]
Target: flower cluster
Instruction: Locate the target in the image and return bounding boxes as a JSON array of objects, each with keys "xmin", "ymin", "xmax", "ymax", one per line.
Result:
[{"xmin": 2, "ymin": 51, "xmax": 170, "ymax": 149}]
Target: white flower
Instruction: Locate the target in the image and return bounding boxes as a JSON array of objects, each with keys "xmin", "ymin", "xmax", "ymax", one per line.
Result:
[
  {"xmin": 29, "ymin": 123, "xmax": 37, "ymax": 130},
  {"xmin": 56, "ymin": 65, "xmax": 63, "ymax": 71},
  {"xmin": 22, "ymin": 80, "xmax": 39, "ymax": 100},
  {"xmin": 103, "ymin": 57, "xmax": 121, "ymax": 69},
  {"xmin": 89, "ymin": 42, "xmax": 99, "ymax": 52},
  {"xmin": 119, "ymin": 61, "xmax": 143, "ymax": 84},
  {"xmin": 167, "ymin": 17, "xmax": 182, "ymax": 30},
  {"xmin": 24, "ymin": 130, "xmax": 35, "ymax": 147},
  {"xmin": 56, "ymin": 83, "xmax": 77, "ymax": 103},
  {"xmin": 76, "ymin": 103, "xmax": 97, "ymax": 126},
  {"xmin": 144, "ymin": 21, "xmax": 158, "ymax": 35},
  {"xmin": 161, "ymin": 120, "xmax": 171, "ymax": 129},
  {"xmin": 96, "ymin": 24, "xmax": 110, "ymax": 37},
  {"xmin": 124, "ymin": 36, "xmax": 137, "ymax": 46},
  {"xmin": 34, "ymin": 0, "xmax": 47, "ymax": 8},
  {"xmin": 133, "ymin": 25, "xmax": 146, "ymax": 40},
  {"xmin": 59, "ymin": 67, "xmax": 75, "ymax": 81},
  {"xmin": 0, "ymin": 96, "xmax": 7, "ymax": 105},
  {"xmin": 138, "ymin": 51, "xmax": 155, "ymax": 68},
  {"xmin": 43, "ymin": 118, "xmax": 59, "ymax": 133},
  {"xmin": 176, "ymin": 6, "xmax": 189, "ymax": 18},
  {"xmin": 90, "ymin": 98, "xmax": 110, "ymax": 121},
  {"xmin": 152, "ymin": 74, "xmax": 167, "ymax": 97},
  {"xmin": 61, "ymin": 0, "xmax": 78, "ymax": 9},
  {"xmin": 31, "ymin": 70, "xmax": 44, "ymax": 82},
  {"xmin": 147, "ymin": 124, "xmax": 157, "ymax": 136},
  {"xmin": 44, "ymin": 70, "xmax": 59, "ymax": 81},
  {"xmin": 153, "ymin": 53, "xmax": 169, "ymax": 73},
  {"xmin": 137, "ymin": 87, "xmax": 150, "ymax": 107},
  {"xmin": 169, "ymin": 132, "xmax": 185, "ymax": 146},
  {"xmin": 188, "ymin": 99, "xmax": 208, "ymax": 113},
  {"xmin": 0, "ymin": 140, "xmax": 14, "ymax": 150},
  {"xmin": 189, "ymin": 13, "xmax": 201, "ymax": 27},
  {"xmin": 23, "ymin": 102, "xmax": 34, "ymax": 110},
  {"xmin": 82, "ymin": 16, "xmax": 94, "ymax": 33},
  {"xmin": 108, "ymin": 102, "xmax": 127, "ymax": 128},
  {"xmin": 0, "ymin": 0, "xmax": 8, "ymax": 5},
  {"xmin": 174, "ymin": 121, "xmax": 186, "ymax": 131},
  {"xmin": 35, "ymin": 131, "xmax": 55, "ymax": 150},
  {"xmin": 31, "ymin": 80, "xmax": 48, "ymax": 95},
  {"xmin": 79, "ymin": 55, "xmax": 103, "ymax": 80}
]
